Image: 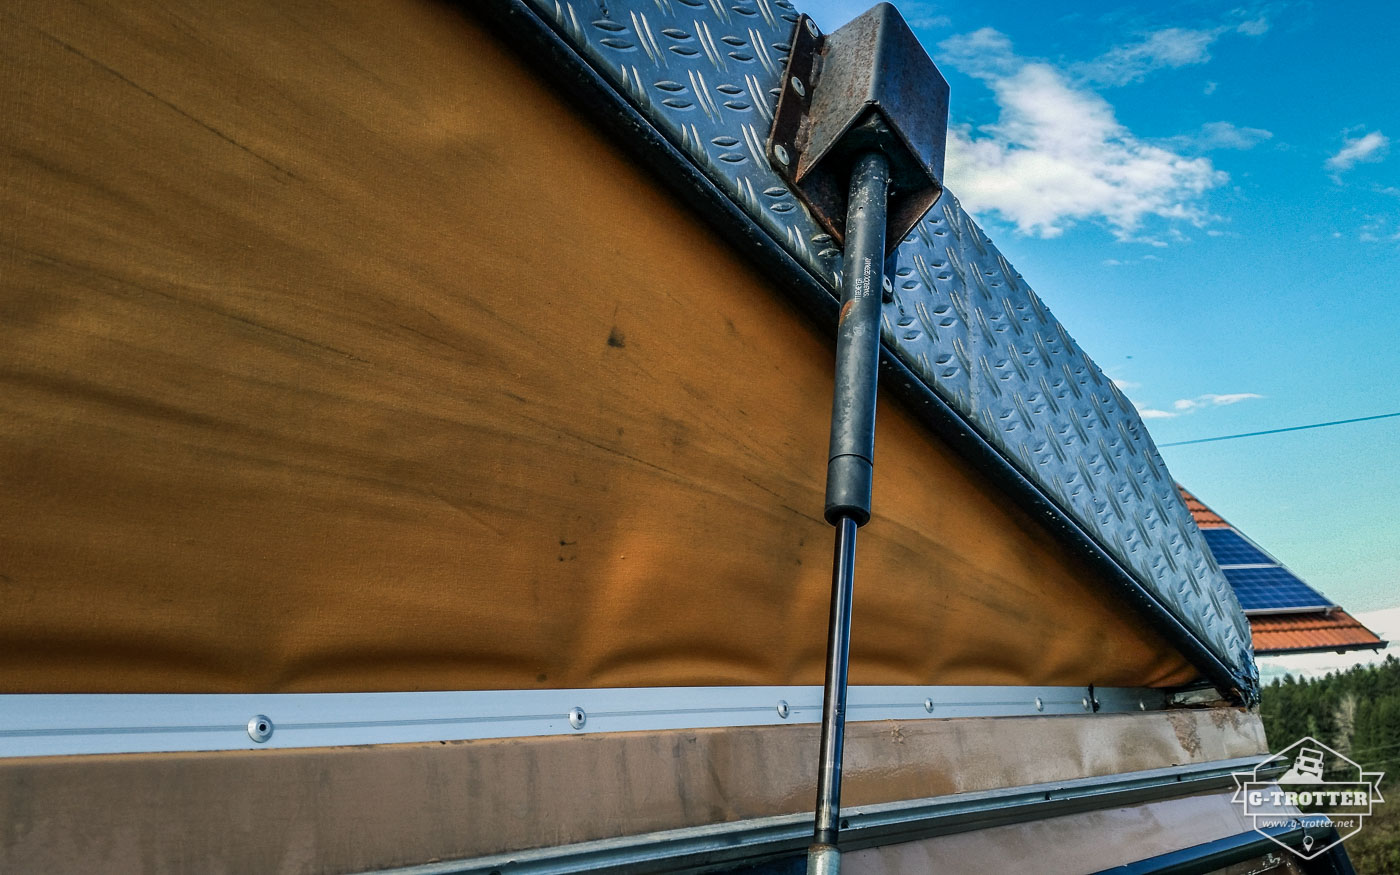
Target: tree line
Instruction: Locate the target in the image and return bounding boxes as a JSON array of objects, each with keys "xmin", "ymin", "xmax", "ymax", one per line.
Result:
[
  {"xmin": 1260, "ymin": 654, "xmax": 1400, "ymax": 779},
  {"xmin": 1260, "ymin": 654, "xmax": 1400, "ymax": 871}
]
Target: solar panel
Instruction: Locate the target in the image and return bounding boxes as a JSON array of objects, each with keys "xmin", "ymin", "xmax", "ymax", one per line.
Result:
[
  {"xmin": 1222, "ymin": 566, "xmax": 1333, "ymax": 612},
  {"xmin": 1201, "ymin": 528, "xmax": 1273, "ymax": 566}
]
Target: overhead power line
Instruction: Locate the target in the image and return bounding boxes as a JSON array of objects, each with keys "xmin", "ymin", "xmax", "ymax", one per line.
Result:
[{"xmin": 1158, "ymin": 411, "xmax": 1400, "ymax": 448}]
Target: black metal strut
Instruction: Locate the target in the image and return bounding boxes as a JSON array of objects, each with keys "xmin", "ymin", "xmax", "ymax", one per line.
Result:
[
  {"xmin": 811, "ymin": 154, "xmax": 888, "ymax": 871},
  {"xmin": 764, "ymin": 7, "xmax": 950, "ymax": 874},
  {"xmin": 821, "ymin": 153, "xmax": 890, "ymax": 529}
]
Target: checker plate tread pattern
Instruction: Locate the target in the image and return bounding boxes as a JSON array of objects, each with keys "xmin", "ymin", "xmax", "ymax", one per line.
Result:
[{"xmin": 523, "ymin": 0, "xmax": 1255, "ymax": 689}]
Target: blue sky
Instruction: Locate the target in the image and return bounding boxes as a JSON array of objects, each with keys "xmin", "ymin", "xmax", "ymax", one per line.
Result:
[{"xmin": 803, "ymin": 0, "xmax": 1399, "ymax": 617}]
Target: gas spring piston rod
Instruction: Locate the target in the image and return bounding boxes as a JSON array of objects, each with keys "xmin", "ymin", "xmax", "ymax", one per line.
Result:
[
  {"xmin": 763, "ymin": 7, "xmax": 950, "ymax": 874},
  {"xmin": 810, "ymin": 152, "xmax": 889, "ymax": 874}
]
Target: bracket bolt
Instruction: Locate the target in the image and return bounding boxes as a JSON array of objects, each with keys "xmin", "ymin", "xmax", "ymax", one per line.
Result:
[
  {"xmin": 568, "ymin": 707, "xmax": 587, "ymax": 730},
  {"xmin": 247, "ymin": 715, "xmax": 273, "ymax": 744},
  {"xmin": 923, "ymin": 698, "xmax": 935, "ymax": 713},
  {"xmin": 790, "ymin": 76, "xmax": 806, "ymax": 98},
  {"xmin": 1082, "ymin": 697, "xmax": 1091, "ymax": 712},
  {"xmin": 1035, "ymin": 697, "xmax": 1044, "ymax": 712},
  {"xmin": 776, "ymin": 700, "xmax": 790, "ymax": 719},
  {"xmin": 773, "ymin": 144, "xmax": 790, "ymax": 167},
  {"xmin": 805, "ymin": 18, "xmax": 820, "ymax": 38}
]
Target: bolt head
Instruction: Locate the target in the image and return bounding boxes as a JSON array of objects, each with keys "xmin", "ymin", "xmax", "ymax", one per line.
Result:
[
  {"xmin": 923, "ymin": 698, "xmax": 935, "ymax": 713},
  {"xmin": 776, "ymin": 700, "xmax": 790, "ymax": 719},
  {"xmin": 805, "ymin": 18, "xmax": 820, "ymax": 37},
  {"xmin": 790, "ymin": 76, "xmax": 806, "ymax": 97},
  {"xmin": 568, "ymin": 707, "xmax": 587, "ymax": 730},
  {"xmin": 773, "ymin": 144, "xmax": 790, "ymax": 167},
  {"xmin": 247, "ymin": 715, "xmax": 274, "ymax": 743},
  {"xmin": 1034, "ymin": 697, "xmax": 1044, "ymax": 712}
]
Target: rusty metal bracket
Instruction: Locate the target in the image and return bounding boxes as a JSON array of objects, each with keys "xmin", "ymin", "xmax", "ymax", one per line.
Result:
[{"xmin": 767, "ymin": 5, "xmax": 950, "ymax": 253}]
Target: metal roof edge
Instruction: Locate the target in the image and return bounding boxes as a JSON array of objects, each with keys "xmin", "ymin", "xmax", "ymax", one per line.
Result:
[
  {"xmin": 469, "ymin": 0, "xmax": 1257, "ymax": 703},
  {"xmin": 1255, "ymin": 641, "xmax": 1388, "ymax": 657}
]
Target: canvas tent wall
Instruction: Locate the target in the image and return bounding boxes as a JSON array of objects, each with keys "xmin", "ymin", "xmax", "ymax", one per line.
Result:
[{"xmin": 0, "ymin": 0, "xmax": 1229, "ymax": 700}]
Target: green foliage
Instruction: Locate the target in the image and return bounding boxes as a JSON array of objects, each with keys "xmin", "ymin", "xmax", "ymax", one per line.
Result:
[
  {"xmin": 1261, "ymin": 655, "xmax": 1400, "ymax": 774},
  {"xmin": 1260, "ymin": 655, "xmax": 1400, "ymax": 869}
]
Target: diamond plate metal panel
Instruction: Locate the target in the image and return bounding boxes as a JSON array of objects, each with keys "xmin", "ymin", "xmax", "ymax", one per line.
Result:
[{"xmin": 522, "ymin": 0, "xmax": 1256, "ymax": 689}]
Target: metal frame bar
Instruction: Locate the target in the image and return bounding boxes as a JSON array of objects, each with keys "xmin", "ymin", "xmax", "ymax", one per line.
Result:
[
  {"xmin": 1092, "ymin": 822, "xmax": 1356, "ymax": 875},
  {"xmin": 0, "ymin": 684, "xmax": 1167, "ymax": 758},
  {"xmin": 367, "ymin": 756, "xmax": 1276, "ymax": 875},
  {"xmin": 466, "ymin": 1, "xmax": 1257, "ymax": 704},
  {"xmin": 1244, "ymin": 605, "xmax": 1342, "ymax": 616}
]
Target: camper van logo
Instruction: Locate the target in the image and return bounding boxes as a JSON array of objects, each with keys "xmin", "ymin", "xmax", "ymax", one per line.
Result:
[{"xmin": 1231, "ymin": 736, "xmax": 1385, "ymax": 859}]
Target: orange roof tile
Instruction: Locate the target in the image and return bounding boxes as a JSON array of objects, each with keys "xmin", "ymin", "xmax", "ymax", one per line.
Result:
[
  {"xmin": 1250, "ymin": 610, "xmax": 1387, "ymax": 655},
  {"xmin": 1177, "ymin": 485, "xmax": 1229, "ymax": 528}
]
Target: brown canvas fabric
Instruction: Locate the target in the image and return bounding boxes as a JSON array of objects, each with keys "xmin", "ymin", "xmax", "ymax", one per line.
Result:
[{"xmin": 0, "ymin": 0, "xmax": 1197, "ymax": 693}]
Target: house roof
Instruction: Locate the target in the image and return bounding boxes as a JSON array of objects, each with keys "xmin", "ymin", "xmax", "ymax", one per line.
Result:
[
  {"xmin": 1250, "ymin": 611, "xmax": 1386, "ymax": 655},
  {"xmin": 1180, "ymin": 487, "xmax": 1228, "ymax": 529},
  {"xmin": 1178, "ymin": 485, "xmax": 1386, "ymax": 655}
]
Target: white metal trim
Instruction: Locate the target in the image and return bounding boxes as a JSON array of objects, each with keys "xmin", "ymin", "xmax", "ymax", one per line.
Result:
[
  {"xmin": 0, "ymin": 685, "xmax": 1166, "ymax": 758},
  {"xmin": 1242, "ymin": 606, "xmax": 1340, "ymax": 616}
]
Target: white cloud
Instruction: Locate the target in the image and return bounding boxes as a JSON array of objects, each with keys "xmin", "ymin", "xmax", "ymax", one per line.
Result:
[
  {"xmin": 1326, "ymin": 130, "xmax": 1390, "ymax": 175},
  {"xmin": 1077, "ymin": 17, "xmax": 1268, "ymax": 87},
  {"xmin": 1203, "ymin": 80, "xmax": 1218, "ymax": 95},
  {"xmin": 1206, "ymin": 392, "xmax": 1264, "ymax": 405},
  {"xmin": 939, "ymin": 27, "xmax": 1017, "ymax": 75},
  {"xmin": 905, "ymin": 8, "xmax": 952, "ymax": 29},
  {"xmin": 1079, "ymin": 27, "xmax": 1222, "ymax": 86},
  {"xmin": 1236, "ymin": 17, "xmax": 1270, "ymax": 36},
  {"xmin": 938, "ymin": 29, "xmax": 1226, "ymax": 240},
  {"xmin": 1358, "ymin": 215, "xmax": 1400, "ymax": 243},
  {"xmin": 1111, "ymin": 378, "xmax": 1141, "ymax": 390},
  {"xmin": 1193, "ymin": 121, "xmax": 1274, "ymax": 150},
  {"xmin": 1173, "ymin": 392, "xmax": 1264, "ymax": 411},
  {"xmin": 1133, "ymin": 391, "xmax": 1260, "ymax": 420}
]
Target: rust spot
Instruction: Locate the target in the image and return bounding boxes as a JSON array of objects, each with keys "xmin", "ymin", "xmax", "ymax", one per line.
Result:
[
  {"xmin": 838, "ymin": 298, "xmax": 856, "ymax": 326},
  {"xmin": 1167, "ymin": 711, "xmax": 1203, "ymax": 758}
]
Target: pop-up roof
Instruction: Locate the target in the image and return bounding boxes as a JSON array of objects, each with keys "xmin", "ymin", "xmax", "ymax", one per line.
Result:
[{"xmin": 512, "ymin": 0, "xmax": 1257, "ymax": 698}]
